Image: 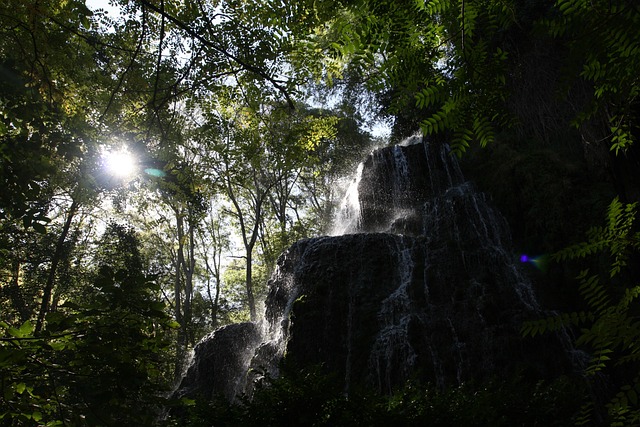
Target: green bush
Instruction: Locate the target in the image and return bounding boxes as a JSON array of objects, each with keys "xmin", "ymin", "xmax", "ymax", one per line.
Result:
[{"xmin": 174, "ymin": 368, "xmax": 585, "ymax": 427}]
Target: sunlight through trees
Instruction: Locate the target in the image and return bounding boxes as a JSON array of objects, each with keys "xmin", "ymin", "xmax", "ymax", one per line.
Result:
[
  {"xmin": 102, "ymin": 147, "xmax": 138, "ymax": 179},
  {"xmin": 1, "ymin": 0, "xmax": 639, "ymax": 425}
]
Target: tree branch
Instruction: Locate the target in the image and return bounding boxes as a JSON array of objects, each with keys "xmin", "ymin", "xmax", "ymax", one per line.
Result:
[{"xmin": 135, "ymin": 0, "xmax": 295, "ymax": 109}]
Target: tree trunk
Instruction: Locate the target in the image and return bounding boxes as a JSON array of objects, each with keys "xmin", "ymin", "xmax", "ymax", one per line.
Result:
[
  {"xmin": 245, "ymin": 249, "xmax": 256, "ymax": 321},
  {"xmin": 174, "ymin": 212, "xmax": 186, "ymax": 381},
  {"xmin": 204, "ymin": 253, "xmax": 221, "ymax": 328},
  {"xmin": 8, "ymin": 259, "xmax": 30, "ymax": 323},
  {"xmin": 174, "ymin": 207, "xmax": 198, "ymax": 379},
  {"xmin": 226, "ymin": 176, "xmax": 262, "ymax": 321},
  {"xmin": 35, "ymin": 198, "xmax": 78, "ymax": 334},
  {"xmin": 182, "ymin": 217, "xmax": 195, "ymax": 346}
]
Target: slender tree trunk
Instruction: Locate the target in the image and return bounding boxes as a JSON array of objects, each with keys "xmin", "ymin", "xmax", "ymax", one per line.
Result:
[
  {"xmin": 9, "ymin": 259, "xmax": 30, "ymax": 323},
  {"xmin": 35, "ymin": 198, "xmax": 78, "ymax": 333},
  {"xmin": 174, "ymin": 208, "xmax": 198, "ymax": 379},
  {"xmin": 213, "ymin": 273, "xmax": 221, "ymax": 326},
  {"xmin": 226, "ymin": 177, "xmax": 260, "ymax": 321},
  {"xmin": 245, "ymin": 249, "xmax": 256, "ymax": 321},
  {"xmin": 182, "ymin": 218, "xmax": 195, "ymax": 345},
  {"xmin": 174, "ymin": 212, "xmax": 186, "ymax": 381},
  {"xmin": 204, "ymin": 254, "xmax": 221, "ymax": 328},
  {"xmin": 201, "ymin": 206, "xmax": 225, "ymax": 328},
  {"xmin": 204, "ymin": 264, "xmax": 216, "ymax": 327}
]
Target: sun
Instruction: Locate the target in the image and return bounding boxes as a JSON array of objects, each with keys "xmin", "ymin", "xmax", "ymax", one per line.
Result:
[{"xmin": 102, "ymin": 147, "xmax": 137, "ymax": 179}]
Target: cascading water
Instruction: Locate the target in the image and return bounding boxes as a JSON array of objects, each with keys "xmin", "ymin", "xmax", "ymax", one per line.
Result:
[
  {"xmin": 330, "ymin": 163, "xmax": 364, "ymax": 236},
  {"xmin": 369, "ymin": 236, "xmax": 418, "ymax": 394},
  {"xmin": 173, "ymin": 137, "xmax": 579, "ymax": 403}
]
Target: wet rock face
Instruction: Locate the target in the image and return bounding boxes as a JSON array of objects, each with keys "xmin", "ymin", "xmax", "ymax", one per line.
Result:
[
  {"xmin": 355, "ymin": 141, "xmax": 465, "ymax": 235},
  {"xmin": 266, "ymin": 234, "xmax": 572, "ymax": 394},
  {"xmin": 174, "ymin": 138, "xmax": 578, "ymax": 401},
  {"xmin": 174, "ymin": 322, "xmax": 261, "ymax": 402},
  {"xmin": 266, "ymin": 234, "xmax": 410, "ymax": 391},
  {"xmin": 261, "ymin": 139, "xmax": 575, "ymax": 393}
]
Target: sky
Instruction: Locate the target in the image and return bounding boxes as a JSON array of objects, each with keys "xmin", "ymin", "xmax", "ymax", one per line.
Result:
[{"xmin": 85, "ymin": 0, "xmax": 120, "ymax": 16}]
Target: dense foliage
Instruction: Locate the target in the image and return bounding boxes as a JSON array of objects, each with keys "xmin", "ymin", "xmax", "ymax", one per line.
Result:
[
  {"xmin": 1, "ymin": 0, "xmax": 639, "ymax": 425},
  {"xmin": 1, "ymin": 223, "xmax": 175, "ymax": 425},
  {"xmin": 174, "ymin": 367, "xmax": 585, "ymax": 427},
  {"xmin": 523, "ymin": 198, "xmax": 640, "ymax": 425}
]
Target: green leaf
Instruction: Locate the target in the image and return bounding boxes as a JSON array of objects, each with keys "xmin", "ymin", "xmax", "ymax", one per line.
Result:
[
  {"xmin": 180, "ymin": 397, "xmax": 196, "ymax": 406},
  {"xmin": 166, "ymin": 320, "xmax": 181, "ymax": 329},
  {"xmin": 32, "ymin": 222, "xmax": 47, "ymax": 234},
  {"xmin": 0, "ymin": 348, "xmax": 27, "ymax": 365},
  {"xmin": 16, "ymin": 383, "xmax": 26, "ymax": 394},
  {"xmin": 18, "ymin": 320, "xmax": 33, "ymax": 337},
  {"xmin": 48, "ymin": 340, "xmax": 67, "ymax": 351},
  {"xmin": 8, "ymin": 320, "xmax": 34, "ymax": 338}
]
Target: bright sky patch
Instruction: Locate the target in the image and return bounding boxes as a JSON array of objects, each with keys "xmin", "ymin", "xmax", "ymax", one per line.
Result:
[{"xmin": 103, "ymin": 148, "xmax": 137, "ymax": 179}]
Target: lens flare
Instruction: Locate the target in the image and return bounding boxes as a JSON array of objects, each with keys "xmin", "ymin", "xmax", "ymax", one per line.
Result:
[
  {"xmin": 144, "ymin": 168, "xmax": 166, "ymax": 178},
  {"xmin": 519, "ymin": 253, "xmax": 549, "ymax": 271}
]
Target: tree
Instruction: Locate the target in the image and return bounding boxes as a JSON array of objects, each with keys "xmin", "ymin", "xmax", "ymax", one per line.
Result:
[
  {"xmin": 222, "ymin": 139, "xmax": 270, "ymax": 322},
  {"xmin": 0, "ymin": 0, "xmax": 101, "ymax": 227},
  {"xmin": 192, "ymin": 83, "xmax": 367, "ymax": 321},
  {"xmin": 284, "ymin": 0, "xmax": 639, "ymax": 164},
  {"xmin": 253, "ymin": 103, "xmax": 340, "ymax": 267},
  {"xmin": 198, "ymin": 197, "xmax": 231, "ymax": 328},
  {"xmin": 0, "ymin": 222, "xmax": 175, "ymax": 426}
]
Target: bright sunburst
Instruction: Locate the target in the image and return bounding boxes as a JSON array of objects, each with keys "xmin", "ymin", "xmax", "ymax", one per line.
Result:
[{"xmin": 102, "ymin": 147, "xmax": 137, "ymax": 179}]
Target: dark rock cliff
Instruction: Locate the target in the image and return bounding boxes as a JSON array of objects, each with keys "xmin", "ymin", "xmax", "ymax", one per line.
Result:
[
  {"xmin": 174, "ymin": 322, "xmax": 262, "ymax": 402},
  {"xmin": 174, "ymin": 138, "xmax": 581, "ymax": 402}
]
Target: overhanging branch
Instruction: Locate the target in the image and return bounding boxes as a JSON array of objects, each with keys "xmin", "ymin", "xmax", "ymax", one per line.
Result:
[{"xmin": 135, "ymin": 0, "xmax": 295, "ymax": 109}]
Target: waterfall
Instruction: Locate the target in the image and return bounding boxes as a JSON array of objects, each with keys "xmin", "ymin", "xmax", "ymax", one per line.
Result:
[
  {"xmin": 173, "ymin": 137, "xmax": 579, "ymax": 403},
  {"xmin": 368, "ymin": 236, "xmax": 418, "ymax": 394},
  {"xmin": 243, "ymin": 244, "xmax": 304, "ymax": 391},
  {"xmin": 330, "ymin": 163, "xmax": 364, "ymax": 235},
  {"xmin": 324, "ymin": 138, "xmax": 560, "ymax": 390}
]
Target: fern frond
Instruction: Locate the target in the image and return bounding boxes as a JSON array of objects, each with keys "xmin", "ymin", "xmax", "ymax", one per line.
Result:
[
  {"xmin": 543, "ymin": 198, "xmax": 640, "ymax": 424},
  {"xmin": 585, "ymin": 347, "xmax": 614, "ymax": 375},
  {"xmin": 415, "ymin": 84, "xmax": 445, "ymax": 109},
  {"xmin": 472, "ymin": 114, "xmax": 495, "ymax": 148},
  {"xmin": 419, "ymin": 100, "xmax": 454, "ymax": 136},
  {"xmin": 605, "ymin": 383, "xmax": 640, "ymax": 425},
  {"xmin": 552, "ymin": 198, "xmax": 640, "ymax": 277},
  {"xmin": 577, "ymin": 272, "xmax": 611, "ymax": 314},
  {"xmin": 451, "ymin": 128, "xmax": 473, "ymax": 156},
  {"xmin": 520, "ymin": 310, "xmax": 593, "ymax": 337},
  {"xmin": 607, "ymin": 198, "xmax": 638, "ymax": 277},
  {"xmin": 552, "ymin": 237, "xmax": 607, "ymax": 261},
  {"xmin": 620, "ymin": 286, "xmax": 640, "ymax": 310},
  {"xmin": 608, "ymin": 196, "xmax": 624, "ymax": 230},
  {"xmin": 574, "ymin": 401, "xmax": 594, "ymax": 426},
  {"xmin": 424, "ymin": 0, "xmax": 450, "ymax": 15}
]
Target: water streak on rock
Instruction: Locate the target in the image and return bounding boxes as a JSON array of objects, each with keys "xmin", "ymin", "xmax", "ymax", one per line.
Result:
[{"xmin": 173, "ymin": 137, "xmax": 579, "ymax": 402}]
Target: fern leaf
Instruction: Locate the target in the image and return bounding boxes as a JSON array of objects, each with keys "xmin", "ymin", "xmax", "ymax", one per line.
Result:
[
  {"xmin": 574, "ymin": 402, "xmax": 594, "ymax": 426},
  {"xmin": 425, "ymin": 0, "xmax": 449, "ymax": 15},
  {"xmin": 586, "ymin": 347, "xmax": 614, "ymax": 375},
  {"xmin": 521, "ymin": 310, "xmax": 591, "ymax": 337},
  {"xmin": 415, "ymin": 85, "xmax": 443, "ymax": 109}
]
